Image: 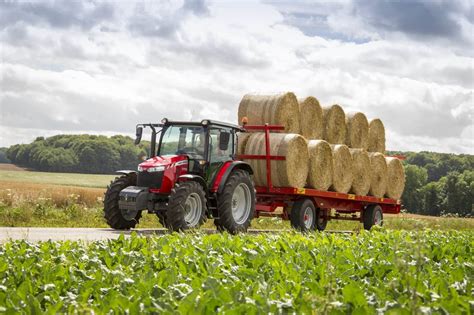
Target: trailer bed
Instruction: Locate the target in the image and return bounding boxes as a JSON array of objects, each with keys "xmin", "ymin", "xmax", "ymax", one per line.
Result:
[{"xmin": 238, "ymin": 124, "xmax": 401, "ymax": 227}]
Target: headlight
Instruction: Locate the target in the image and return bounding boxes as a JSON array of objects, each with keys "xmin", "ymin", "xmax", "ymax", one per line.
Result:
[
  {"xmin": 147, "ymin": 166, "xmax": 165, "ymax": 172},
  {"xmin": 201, "ymin": 119, "xmax": 210, "ymax": 126},
  {"xmin": 138, "ymin": 165, "xmax": 144, "ymax": 172}
]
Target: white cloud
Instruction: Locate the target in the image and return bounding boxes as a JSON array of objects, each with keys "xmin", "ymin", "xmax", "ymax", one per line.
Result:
[{"xmin": 0, "ymin": 0, "xmax": 473, "ymax": 154}]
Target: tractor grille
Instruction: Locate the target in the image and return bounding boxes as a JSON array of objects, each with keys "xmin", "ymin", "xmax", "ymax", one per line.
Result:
[{"xmin": 137, "ymin": 171, "xmax": 163, "ymax": 189}]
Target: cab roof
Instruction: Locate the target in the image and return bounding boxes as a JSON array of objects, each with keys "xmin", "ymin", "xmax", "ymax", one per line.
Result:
[{"xmin": 161, "ymin": 118, "xmax": 244, "ymax": 131}]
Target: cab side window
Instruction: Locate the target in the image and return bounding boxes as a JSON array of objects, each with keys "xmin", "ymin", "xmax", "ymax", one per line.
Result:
[{"xmin": 209, "ymin": 128, "xmax": 233, "ymax": 163}]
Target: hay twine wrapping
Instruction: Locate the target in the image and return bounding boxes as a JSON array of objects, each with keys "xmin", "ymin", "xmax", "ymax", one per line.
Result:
[
  {"xmin": 299, "ymin": 96, "xmax": 323, "ymax": 140},
  {"xmin": 236, "ymin": 132, "xmax": 251, "ymax": 155},
  {"xmin": 238, "ymin": 92, "xmax": 300, "ymax": 133},
  {"xmin": 368, "ymin": 118, "xmax": 386, "ymax": 153},
  {"xmin": 322, "ymin": 104, "xmax": 347, "ymax": 144},
  {"xmin": 307, "ymin": 140, "xmax": 333, "ymax": 190},
  {"xmin": 346, "ymin": 112, "xmax": 369, "ymax": 149},
  {"xmin": 244, "ymin": 132, "xmax": 308, "ymax": 188},
  {"xmin": 349, "ymin": 148, "xmax": 371, "ymax": 196},
  {"xmin": 368, "ymin": 152, "xmax": 388, "ymax": 198},
  {"xmin": 385, "ymin": 157, "xmax": 406, "ymax": 199},
  {"xmin": 330, "ymin": 144, "xmax": 353, "ymax": 193}
]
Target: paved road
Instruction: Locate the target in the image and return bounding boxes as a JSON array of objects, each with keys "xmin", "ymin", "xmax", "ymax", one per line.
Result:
[
  {"xmin": 0, "ymin": 227, "xmax": 287, "ymax": 242},
  {"xmin": 0, "ymin": 227, "xmax": 354, "ymax": 242}
]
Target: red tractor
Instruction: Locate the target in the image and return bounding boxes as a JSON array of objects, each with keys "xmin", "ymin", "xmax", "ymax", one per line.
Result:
[{"xmin": 103, "ymin": 118, "xmax": 255, "ymax": 234}]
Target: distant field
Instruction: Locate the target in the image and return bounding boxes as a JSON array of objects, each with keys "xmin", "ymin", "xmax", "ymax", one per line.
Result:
[
  {"xmin": 0, "ymin": 164, "xmax": 28, "ymax": 171},
  {"xmin": 0, "ymin": 164, "xmax": 473, "ymax": 231},
  {"xmin": 0, "ymin": 165, "xmax": 115, "ymax": 188}
]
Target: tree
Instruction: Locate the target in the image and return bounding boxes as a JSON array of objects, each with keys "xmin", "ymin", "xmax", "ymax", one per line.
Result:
[
  {"xmin": 402, "ymin": 165, "xmax": 428, "ymax": 213},
  {"xmin": 0, "ymin": 148, "xmax": 10, "ymax": 163},
  {"xmin": 421, "ymin": 182, "xmax": 442, "ymax": 216}
]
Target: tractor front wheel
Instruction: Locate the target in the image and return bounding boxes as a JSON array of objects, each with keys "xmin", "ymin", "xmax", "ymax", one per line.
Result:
[
  {"xmin": 167, "ymin": 181, "xmax": 207, "ymax": 231},
  {"xmin": 103, "ymin": 174, "xmax": 141, "ymax": 230},
  {"xmin": 215, "ymin": 170, "xmax": 256, "ymax": 234}
]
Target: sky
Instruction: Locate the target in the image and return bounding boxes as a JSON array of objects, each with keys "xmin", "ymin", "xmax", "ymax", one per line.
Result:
[{"xmin": 0, "ymin": 0, "xmax": 473, "ymax": 154}]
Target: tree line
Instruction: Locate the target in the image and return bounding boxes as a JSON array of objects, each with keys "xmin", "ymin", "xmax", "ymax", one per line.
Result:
[
  {"xmin": 2, "ymin": 135, "xmax": 473, "ymax": 216},
  {"xmin": 388, "ymin": 151, "xmax": 473, "ymax": 217},
  {"xmin": 5, "ymin": 135, "xmax": 149, "ymax": 174}
]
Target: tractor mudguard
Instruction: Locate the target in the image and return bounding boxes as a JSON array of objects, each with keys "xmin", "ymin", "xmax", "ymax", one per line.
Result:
[
  {"xmin": 116, "ymin": 170, "xmax": 137, "ymax": 176},
  {"xmin": 213, "ymin": 161, "xmax": 253, "ymax": 194},
  {"xmin": 178, "ymin": 174, "xmax": 208, "ymax": 191}
]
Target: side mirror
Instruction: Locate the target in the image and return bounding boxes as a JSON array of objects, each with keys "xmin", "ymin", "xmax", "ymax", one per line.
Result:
[
  {"xmin": 219, "ymin": 131, "xmax": 230, "ymax": 151},
  {"xmin": 135, "ymin": 126, "xmax": 143, "ymax": 145}
]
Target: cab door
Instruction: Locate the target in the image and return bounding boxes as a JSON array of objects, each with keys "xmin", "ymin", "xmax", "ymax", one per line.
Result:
[{"xmin": 206, "ymin": 127, "xmax": 234, "ymax": 185}]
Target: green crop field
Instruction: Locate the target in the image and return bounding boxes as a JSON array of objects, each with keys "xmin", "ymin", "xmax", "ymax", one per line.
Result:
[{"xmin": 0, "ymin": 231, "xmax": 472, "ymax": 313}]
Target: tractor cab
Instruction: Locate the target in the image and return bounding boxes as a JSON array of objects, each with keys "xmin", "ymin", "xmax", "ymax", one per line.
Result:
[
  {"xmin": 135, "ymin": 118, "xmax": 241, "ymax": 186},
  {"xmin": 103, "ymin": 118, "xmax": 255, "ymax": 234}
]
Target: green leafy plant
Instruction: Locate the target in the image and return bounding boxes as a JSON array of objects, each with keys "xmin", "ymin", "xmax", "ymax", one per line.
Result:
[{"xmin": 0, "ymin": 231, "xmax": 472, "ymax": 313}]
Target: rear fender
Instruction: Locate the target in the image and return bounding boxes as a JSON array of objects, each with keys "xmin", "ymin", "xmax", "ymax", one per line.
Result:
[{"xmin": 212, "ymin": 161, "xmax": 253, "ymax": 194}]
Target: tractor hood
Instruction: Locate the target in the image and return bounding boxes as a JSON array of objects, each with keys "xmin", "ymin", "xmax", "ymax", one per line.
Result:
[{"xmin": 138, "ymin": 155, "xmax": 188, "ymax": 172}]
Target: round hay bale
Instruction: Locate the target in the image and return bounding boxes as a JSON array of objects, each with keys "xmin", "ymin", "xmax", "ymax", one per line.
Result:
[
  {"xmin": 368, "ymin": 119, "xmax": 386, "ymax": 153},
  {"xmin": 385, "ymin": 157, "xmax": 405, "ymax": 200},
  {"xmin": 330, "ymin": 144, "xmax": 353, "ymax": 193},
  {"xmin": 307, "ymin": 140, "xmax": 333, "ymax": 190},
  {"xmin": 244, "ymin": 133, "xmax": 308, "ymax": 187},
  {"xmin": 238, "ymin": 93, "xmax": 300, "ymax": 133},
  {"xmin": 322, "ymin": 104, "xmax": 347, "ymax": 144},
  {"xmin": 346, "ymin": 112, "xmax": 369, "ymax": 149},
  {"xmin": 368, "ymin": 152, "xmax": 388, "ymax": 198},
  {"xmin": 299, "ymin": 96, "xmax": 323, "ymax": 139},
  {"xmin": 349, "ymin": 149, "xmax": 371, "ymax": 196},
  {"xmin": 236, "ymin": 132, "xmax": 251, "ymax": 155}
]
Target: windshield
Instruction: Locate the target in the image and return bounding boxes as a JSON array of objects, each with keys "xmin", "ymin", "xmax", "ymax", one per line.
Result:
[{"xmin": 159, "ymin": 125, "xmax": 206, "ymax": 159}]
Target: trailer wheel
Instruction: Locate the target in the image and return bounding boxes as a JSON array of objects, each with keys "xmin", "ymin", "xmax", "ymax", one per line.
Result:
[
  {"xmin": 167, "ymin": 181, "xmax": 207, "ymax": 231},
  {"xmin": 363, "ymin": 204, "xmax": 383, "ymax": 230},
  {"xmin": 215, "ymin": 170, "xmax": 256, "ymax": 234},
  {"xmin": 103, "ymin": 174, "xmax": 141, "ymax": 230},
  {"xmin": 290, "ymin": 198, "xmax": 316, "ymax": 232},
  {"xmin": 315, "ymin": 209, "xmax": 328, "ymax": 231}
]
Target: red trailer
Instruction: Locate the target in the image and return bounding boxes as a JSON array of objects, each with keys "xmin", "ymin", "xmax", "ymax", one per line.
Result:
[{"xmin": 238, "ymin": 124, "xmax": 401, "ymax": 231}]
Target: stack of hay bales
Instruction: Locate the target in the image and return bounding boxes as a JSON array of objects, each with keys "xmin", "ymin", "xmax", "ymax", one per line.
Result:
[{"xmin": 236, "ymin": 92, "xmax": 405, "ymax": 199}]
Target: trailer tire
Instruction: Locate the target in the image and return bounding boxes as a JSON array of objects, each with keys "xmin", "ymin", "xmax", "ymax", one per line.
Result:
[
  {"xmin": 290, "ymin": 198, "xmax": 317, "ymax": 232},
  {"xmin": 315, "ymin": 209, "xmax": 328, "ymax": 231},
  {"xmin": 215, "ymin": 170, "xmax": 256, "ymax": 234},
  {"xmin": 104, "ymin": 174, "xmax": 141, "ymax": 230},
  {"xmin": 167, "ymin": 181, "xmax": 207, "ymax": 231},
  {"xmin": 363, "ymin": 204, "xmax": 383, "ymax": 230}
]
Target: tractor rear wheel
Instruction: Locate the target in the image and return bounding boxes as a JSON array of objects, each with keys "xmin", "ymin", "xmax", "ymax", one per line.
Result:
[
  {"xmin": 167, "ymin": 181, "xmax": 207, "ymax": 231},
  {"xmin": 215, "ymin": 170, "xmax": 255, "ymax": 234},
  {"xmin": 363, "ymin": 204, "xmax": 383, "ymax": 230},
  {"xmin": 290, "ymin": 198, "xmax": 316, "ymax": 232},
  {"xmin": 156, "ymin": 212, "xmax": 168, "ymax": 228},
  {"xmin": 103, "ymin": 174, "xmax": 141, "ymax": 230}
]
